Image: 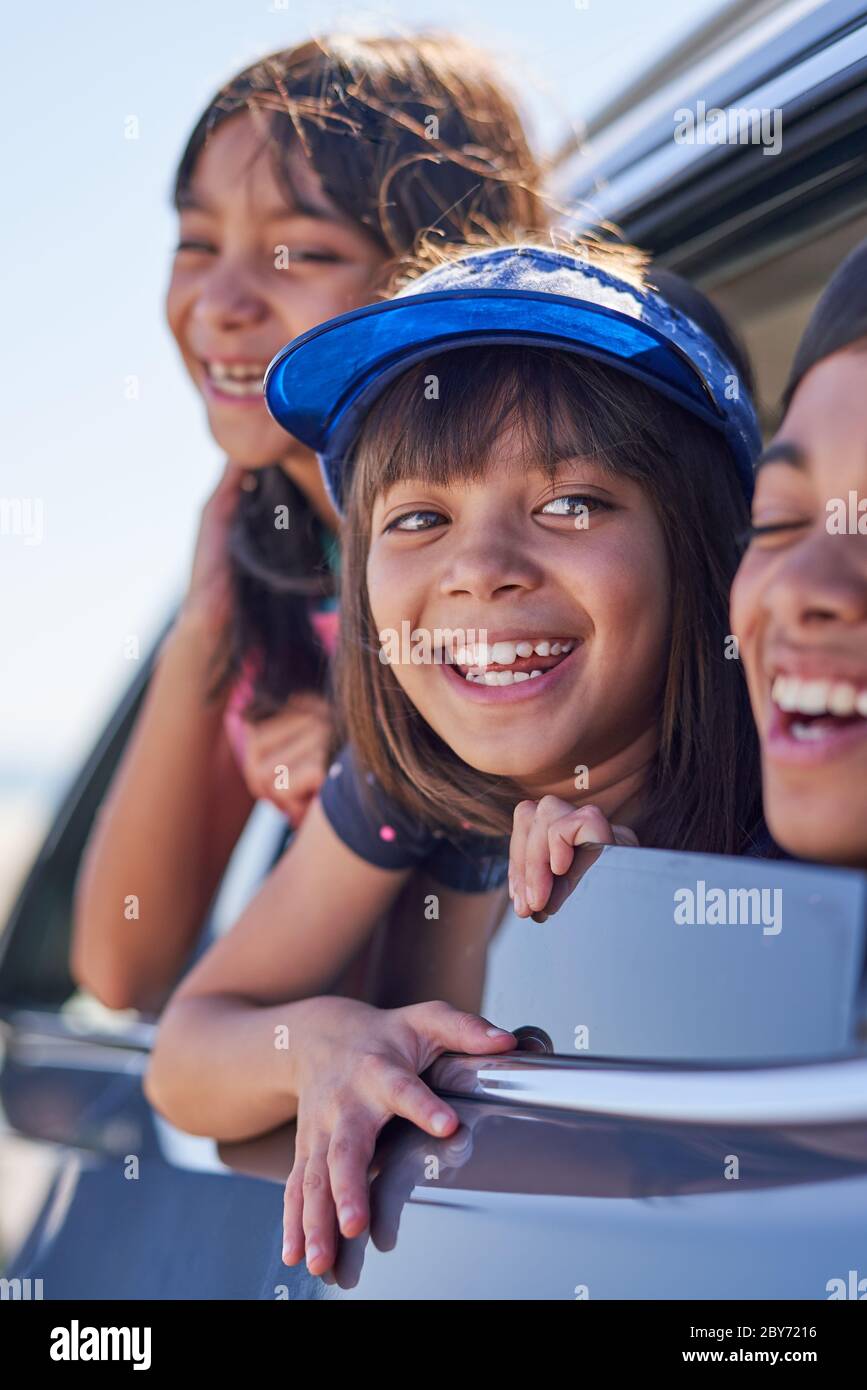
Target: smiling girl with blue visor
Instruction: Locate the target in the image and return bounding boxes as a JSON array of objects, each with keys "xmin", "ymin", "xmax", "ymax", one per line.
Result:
[{"xmin": 147, "ymin": 239, "xmax": 768, "ymax": 1278}]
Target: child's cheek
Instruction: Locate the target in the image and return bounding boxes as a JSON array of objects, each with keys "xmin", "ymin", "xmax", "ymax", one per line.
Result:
[
  {"xmin": 367, "ymin": 568, "xmax": 403, "ymax": 647},
  {"xmin": 575, "ymin": 524, "xmax": 670, "ymax": 629},
  {"xmin": 730, "ymin": 551, "xmax": 768, "ymax": 719},
  {"xmin": 366, "ymin": 542, "xmax": 429, "ymax": 634}
]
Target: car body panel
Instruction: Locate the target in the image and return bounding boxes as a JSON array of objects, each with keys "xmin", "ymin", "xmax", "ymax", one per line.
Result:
[
  {"xmin": 480, "ymin": 846, "xmax": 866, "ymax": 1062},
  {"xmin": 323, "ymin": 1100, "xmax": 867, "ymax": 1300},
  {"xmin": 5, "ymin": 1012, "xmax": 867, "ymax": 1299},
  {"xmin": 9, "ymin": 1068, "xmax": 867, "ymax": 1301}
]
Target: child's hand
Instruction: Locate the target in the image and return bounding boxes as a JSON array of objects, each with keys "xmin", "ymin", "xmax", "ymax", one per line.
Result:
[
  {"xmin": 181, "ymin": 462, "xmax": 247, "ymax": 638},
  {"xmin": 509, "ymin": 797, "xmax": 639, "ymax": 922},
  {"xmin": 240, "ymin": 691, "xmax": 333, "ymax": 827},
  {"xmin": 281, "ymin": 997, "xmax": 515, "ymax": 1276}
]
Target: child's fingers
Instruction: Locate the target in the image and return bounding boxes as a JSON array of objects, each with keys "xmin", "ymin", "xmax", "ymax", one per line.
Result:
[
  {"xmin": 535, "ymin": 852, "xmax": 597, "ymax": 920},
  {"xmin": 281, "ymin": 1164, "xmax": 306, "ymax": 1266},
  {"xmin": 252, "ymin": 711, "xmax": 330, "ymax": 763},
  {"xmin": 509, "ymin": 800, "xmax": 536, "ymax": 915},
  {"xmin": 548, "ymin": 805, "xmax": 617, "ymax": 875},
  {"xmin": 409, "ymin": 1000, "xmax": 517, "ymax": 1058},
  {"xmin": 300, "ymin": 1144, "xmax": 338, "ymax": 1276},
  {"xmin": 328, "ymin": 1117, "xmax": 376, "ymax": 1239},
  {"xmin": 373, "ymin": 1061, "xmax": 460, "ymax": 1138},
  {"xmin": 283, "ymin": 789, "xmax": 317, "ymax": 830},
  {"xmin": 246, "ymin": 748, "xmax": 325, "ymax": 817},
  {"xmin": 532, "ymin": 818, "xmax": 637, "ymax": 922},
  {"xmin": 286, "ymin": 757, "xmax": 327, "ymax": 802},
  {"xmin": 245, "ymin": 727, "xmax": 326, "ymax": 783},
  {"xmin": 524, "ymin": 810, "xmax": 558, "ymax": 912},
  {"xmin": 267, "ymin": 766, "xmax": 324, "ymax": 822}
]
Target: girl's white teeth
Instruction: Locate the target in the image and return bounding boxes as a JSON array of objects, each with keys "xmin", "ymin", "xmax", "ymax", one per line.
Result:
[
  {"xmin": 463, "ymin": 668, "xmax": 539, "ymax": 685},
  {"xmin": 463, "ymin": 638, "xmax": 574, "ymax": 668},
  {"xmin": 829, "ymin": 684, "xmax": 858, "ymax": 716},
  {"xmin": 206, "ymin": 362, "xmax": 266, "ymax": 396},
  {"xmin": 209, "ymin": 362, "xmax": 266, "ymax": 379},
  {"xmin": 791, "ymin": 721, "xmax": 829, "ymax": 742},
  {"xmin": 772, "ymin": 673, "xmax": 867, "ymax": 718}
]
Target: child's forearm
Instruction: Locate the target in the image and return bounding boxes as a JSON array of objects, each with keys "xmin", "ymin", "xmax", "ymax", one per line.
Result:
[
  {"xmin": 145, "ymin": 992, "xmax": 316, "ymax": 1141},
  {"xmin": 72, "ymin": 615, "xmax": 253, "ymax": 1013},
  {"xmin": 144, "ymin": 808, "xmax": 418, "ymax": 1140}
]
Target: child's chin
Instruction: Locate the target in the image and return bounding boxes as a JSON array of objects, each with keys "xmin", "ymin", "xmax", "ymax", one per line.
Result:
[
  {"xmin": 453, "ymin": 745, "xmax": 549, "ymax": 781},
  {"xmin": 207, "ymin": 419, "xmax": 289, "ymax": 469},
  {"xmin": 767, "ymin": 793, "xmax": 867, "ymax": 868}
]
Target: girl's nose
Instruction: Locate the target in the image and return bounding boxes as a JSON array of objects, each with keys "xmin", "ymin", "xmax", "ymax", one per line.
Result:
[
  {"xmin": 762, "ymin": 528, "xmax": 867, "ymax": 632},
  {"xmin": 191, "ymin": 261, "xmax": 270, "ymax": 332},
  {"xmin": 439, "ymin": 533, "xmax": 544, "ymax": 602}
]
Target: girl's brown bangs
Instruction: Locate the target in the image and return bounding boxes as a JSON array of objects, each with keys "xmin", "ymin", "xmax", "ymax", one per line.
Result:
[{"xmin": 354, "ymin": 346, "xmax": 635, "ymax": 512}]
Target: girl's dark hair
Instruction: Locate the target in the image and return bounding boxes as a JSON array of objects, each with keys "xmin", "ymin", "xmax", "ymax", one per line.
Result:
[
  {"xmin": 173, "ymin": 35, "xmax": 545, "ymax": 718},
  {"xmin": 338, "ymin": 343, "xmax": 765, "ymax": 856},
  {"xmin": 783, "ymin": 236, "xmax": 867, "ymax": 412}
]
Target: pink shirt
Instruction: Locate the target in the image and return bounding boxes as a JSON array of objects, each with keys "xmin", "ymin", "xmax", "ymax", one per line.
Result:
[{"xmin": 224, "ymin": 608, "xmax": 339, "ymax": 768}]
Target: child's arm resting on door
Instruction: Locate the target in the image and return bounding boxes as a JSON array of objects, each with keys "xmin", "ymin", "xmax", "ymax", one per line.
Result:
[
  {"xmin": 145, "ymin": 744, "xmax": 511, "ymax": 1141},
  {"xmin": 145, "ymin": 796, "xmax": 418, "ymax": 1141}
]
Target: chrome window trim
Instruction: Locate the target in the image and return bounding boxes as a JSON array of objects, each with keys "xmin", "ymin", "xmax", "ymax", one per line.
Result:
[
  {"xmin": 429, "ymin": 1050, "xmax": 867, "ymax": 1125},
  {"xmin": 0, "ymin": 1007, "xmax": 155, "ymax": 1055},
  {"xmin": 566, "ymin": 22, "xmax": 867, "ymax": 226},
  {"xmin": 564, "ymin": 0, "xmax": 830, "ymax": 187}
]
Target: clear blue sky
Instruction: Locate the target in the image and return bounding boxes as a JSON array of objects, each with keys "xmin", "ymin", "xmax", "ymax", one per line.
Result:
[{"xmin": 1, "ymin": 0, "xmax": 719, "ymax": 793}]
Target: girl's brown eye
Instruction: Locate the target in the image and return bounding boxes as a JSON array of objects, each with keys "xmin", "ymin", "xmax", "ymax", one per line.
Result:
[
  {"xmin": 539, "ymin": 494, "xmax": 607, "ymax": 518},
  {"xmin": 175, "ymin": 239, "xmax": 217, "ymax": 255},
  {"xmin": 386, "ymin": 509, "xmax": 446, "ymax": 533}
]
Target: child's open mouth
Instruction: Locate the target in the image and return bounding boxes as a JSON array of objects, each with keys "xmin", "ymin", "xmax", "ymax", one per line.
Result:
[
  {"xmin": 767, "ymin": 672, "xmax": 867, "ymax": 764},
  {"xmin": 201, "ymin": 359, "xmax": 269, "ymax": 403},
  {"xmin": 442, "ymin": 635, "xmax": 582, "ymax": 702},
  {"xmin": 454, "ymin": 637, "xmax": 577, "ymax": 685}
]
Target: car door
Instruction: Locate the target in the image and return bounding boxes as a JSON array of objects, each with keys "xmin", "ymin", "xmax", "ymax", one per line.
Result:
[
  {"xmin": 309, "ymin": 1047, "xmax": 867, "ymax": 1300},
  {"xmin": 208, "ymin": 844, "xmax": 867, "ymax": 1302},
  {"xmin": 479, "ymin": 844, "xmax": 867, "ymax": 1061},
  {"xmin": 4, "ymin": 813, "xmax": 866, "ymax": 1299}
]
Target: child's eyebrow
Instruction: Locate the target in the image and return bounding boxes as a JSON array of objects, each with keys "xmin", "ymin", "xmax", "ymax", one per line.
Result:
[
  {"xmin": 176, "ymin": 190, "xmax": 214, "ymax": 213},
  {"xmin": 260, "ymin": 203, "xmax": 347, "ymax": 225},
  {"xmin": 755, "ymin": 441, "xmax": 808, "ymax": 472},
  {"xmin": 545, "ymin": 453, "xmax": 616, "ymax": 481},
  {"xmin": 176, "ymin": 188, "xmax": 344, "ymax": 225}
]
